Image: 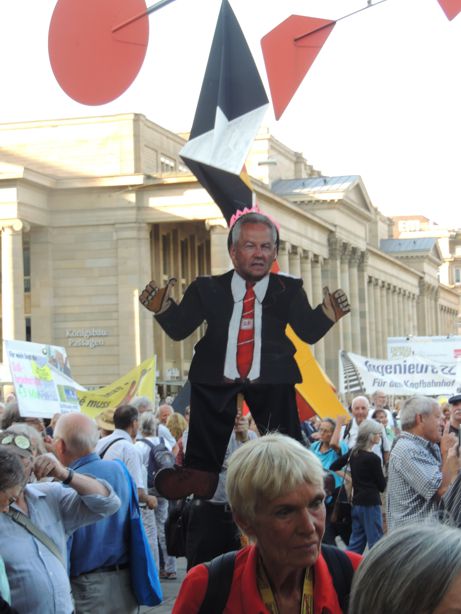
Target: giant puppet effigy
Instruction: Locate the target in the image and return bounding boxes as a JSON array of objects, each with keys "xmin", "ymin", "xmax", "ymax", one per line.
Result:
[
  {"xmin": 140, "ymin": 210, "xmax": 350, "ymax": 499},
  {"xmin": 138, "ymin": 1, "xmax": 350, "ymax": 500}
]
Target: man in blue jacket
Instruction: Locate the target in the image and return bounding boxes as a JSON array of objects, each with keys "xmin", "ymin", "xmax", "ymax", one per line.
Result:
[{"xmin": 54, "ymin": 412, "xmax": 138, "ymax": 614}]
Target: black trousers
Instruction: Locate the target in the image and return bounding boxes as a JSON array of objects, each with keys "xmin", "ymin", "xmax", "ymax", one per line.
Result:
[
  {"xmin": 185, "ymin": 500, "xmax": 241, "ymax": 570},
  {"xmin": 185, "ymin": 381, "xmax": 303, "ymax": 473}
]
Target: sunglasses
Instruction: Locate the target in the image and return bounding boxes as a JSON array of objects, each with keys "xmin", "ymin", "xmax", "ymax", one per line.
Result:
[{"xmin": 0, "ymin": 434, "xmax": 32, "ymax": 450}]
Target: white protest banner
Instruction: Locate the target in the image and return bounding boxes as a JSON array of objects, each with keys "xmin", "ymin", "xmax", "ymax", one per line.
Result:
[
  {"xmin": 340, "ymin": 350, "xmax": 461, "ymax": 397},
  {"xmin": 5, "ymin": 340, "xmax": 84, "ymax": 418},
  {"xmin": 388, "ymin": 336, "xmax": 461, "ymax": 363}
]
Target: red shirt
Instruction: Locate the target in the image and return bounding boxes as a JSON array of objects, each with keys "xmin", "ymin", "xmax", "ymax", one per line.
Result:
[{"xmin": 173, "ymin": 545, "xmax": 362, "ymax": 614}]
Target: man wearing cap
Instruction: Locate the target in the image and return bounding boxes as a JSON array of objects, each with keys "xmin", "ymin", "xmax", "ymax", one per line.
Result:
[
  {"xmin": 95, "ymin": 408, "xmax": 116, "ymax": 438},
  {"xmin": 140, "ymin": 211, "xmax": 350, "ymax": 499},
  {"xmin": 53, "ymin": 413, "xmax": 138, "ymax": 614},
  {"xmin": 448, "ymin": 393, "xmax": 461, "ymax": 438}
]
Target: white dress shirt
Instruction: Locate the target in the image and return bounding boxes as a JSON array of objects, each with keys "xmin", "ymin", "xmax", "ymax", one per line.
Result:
[{"xmin": 224, "ymin": 271, "xmax": 269, "ymax": 381}]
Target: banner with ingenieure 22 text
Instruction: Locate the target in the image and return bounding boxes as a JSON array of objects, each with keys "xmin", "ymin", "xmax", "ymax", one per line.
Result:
[{"xmin": 340, "ymin": 350, "xmax": 461, "ymax": 397}]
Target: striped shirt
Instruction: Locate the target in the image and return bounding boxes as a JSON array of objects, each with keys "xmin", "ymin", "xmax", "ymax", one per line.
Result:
[{"xmin": 387, "ymin": 432, "xmax": 442, "ymax": 530}]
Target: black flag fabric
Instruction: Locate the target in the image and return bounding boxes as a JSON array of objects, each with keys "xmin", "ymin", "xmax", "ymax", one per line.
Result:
[{"xmin": 180, "ymin": 0, "xmax": 269, "ymax": 223}]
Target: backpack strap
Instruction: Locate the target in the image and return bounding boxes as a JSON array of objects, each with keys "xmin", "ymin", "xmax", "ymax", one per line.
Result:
[
  {"xmin": 6, "ymin": 508, "xmax": 66, "ymax": 568},
  {"xmin": 198, "ymin": 547, "xmax": 351, "ymax": 613},
  {"xmin": 199, "ymin": 551, "xmax": 237, "ymax": 614},
  {"xmin": 99, "ymin": 437, "xmax": 125, "ymax": 459},
  {"xmin": 321, "ymin": 544, "xmax": 354, "ymax": 613},
  {"xmin": 140, "ymin": 438, "xmax": 156, "ymax": 450}
]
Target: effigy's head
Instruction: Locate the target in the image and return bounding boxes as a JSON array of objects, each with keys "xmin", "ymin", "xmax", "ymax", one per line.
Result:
[{"xmin": 227, "ymin": 211, "xmax": 279, "ymax": 282}]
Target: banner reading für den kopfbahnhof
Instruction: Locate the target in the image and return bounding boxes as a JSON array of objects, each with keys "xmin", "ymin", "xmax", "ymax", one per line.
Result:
[{"xmin": 339, "ymin": 350, "xmax": 461, "ymax": 397}]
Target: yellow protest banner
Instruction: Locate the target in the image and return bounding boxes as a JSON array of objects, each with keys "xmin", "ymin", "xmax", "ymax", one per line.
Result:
[
  {"xmin": 286, "ymin": 326, "xmax": 349, "ymax": 420},
  {"xmin": 78, "ymin": 357, "xmax": 156, "ymax": 419}
]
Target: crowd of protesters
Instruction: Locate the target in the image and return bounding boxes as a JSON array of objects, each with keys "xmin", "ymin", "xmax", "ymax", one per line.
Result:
[{"xmin": 1, "ymin": 388, "xmax": 461, "ymax": 612}]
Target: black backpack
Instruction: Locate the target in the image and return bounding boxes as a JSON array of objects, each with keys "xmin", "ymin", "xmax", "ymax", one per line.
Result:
[
  {"xmin": 198, "ymin": 544, "xmax": 354, "ymax": 614},
  {"xmin": 140, "ymin": 437, "xmax": 175, "ymax": 488}
]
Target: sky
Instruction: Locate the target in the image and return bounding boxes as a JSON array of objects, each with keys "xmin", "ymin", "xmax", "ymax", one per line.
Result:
[{"xmin": 1, "ymin": 0, "xmax": 461, "ymax": 228}]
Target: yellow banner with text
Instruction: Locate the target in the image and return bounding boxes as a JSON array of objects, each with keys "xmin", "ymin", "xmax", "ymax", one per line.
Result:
[{"xmin": 78, "ymin": 356, "xmax": 156, "ymax": 418}]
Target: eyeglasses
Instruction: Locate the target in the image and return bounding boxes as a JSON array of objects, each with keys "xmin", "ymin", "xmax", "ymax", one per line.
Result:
[{"xmin": 0, "ymin": 434, "xmax": 32, "ymax": 450}]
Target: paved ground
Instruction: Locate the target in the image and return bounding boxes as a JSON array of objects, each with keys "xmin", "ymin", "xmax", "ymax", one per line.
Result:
[{"xmin": 141, "ymin": 557, "xmax": 187, "ymax": 613}]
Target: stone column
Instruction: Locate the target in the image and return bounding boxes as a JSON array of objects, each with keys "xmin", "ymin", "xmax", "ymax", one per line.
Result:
[
  {"xmin": 417, "ymin": 279, "xmax": 427, "ymax": 336},
  {"xmin": 312, "ymin": 255, "xmax": 325, "ymax": 369},
  {"xmin": 209, "ymin": 223, "xmax": 231, "ymax": 275},
  {"xmin": 374, "ymin": 280, "xmax": 383, "ymax": 357},
  {"xmin": 412, "ymin": 292, "xmax": 418, "ymax": 335},
  {"xmin": 277, "ymin": 241, "xmax": 290, "ymax": 274},
  {"xmin": 427, "ymin": 285, "xmax": 435, "ymax": 335},
  {"xmin": 301, "ymin": 251, "xmax": 314, "ymax": 357},
  {"xmin": 358, "ymin": 252, "xmax": 370, "ymax": 357},
  {"xmin": 381, "ymin": 282, "xmax": 389, "ymax": 356},
  {"xmin": 115, "ymin": 223, "xmax": 154, "ymax": 374},
  {"xmin": 30, "ymin": 227, "xmax": 54, "ymax": 346},
  {"xmin": 311, "ymin": 255, "xmax": 324, "ymax": 306},
  {"xmin": 289, "ymin": 246, "xmax": 301, "ymax": 278},
  {"xmin": 324, "ymin": 233, "xmax": 343, "ymax": 386},
  {"xmin": 397, "ymin": 289, "xmax": 405, "ymax": 337},
  {"xmin": 367, "ymin": 276, "xmax": 376, "ymax": 358},
  {"xmin": 403, "ymin": 291, "xmax": 410, "ymax": 336},
  {"xmin": 1, "ymin": 220, "xmax": 26, "ymax": 342},
  {"xmin": 348, "ymin": 247, "xmax": 361, "ymax": 354},
  {"xmin": 340, "ymin": 243, "xmax": 352, "ymax": 351},
  {"xmin": 434, "ymin": 287, "xmax": 440, "ymax": 335},
  {"xmin": 406, "ymin": 292, "xmax": 411, "ymax": 335},
  {"xmin": 386, "ymin": 283, "xmax": 393, "ymax": 340},
  {"xmin": 301, "ymin": 250, "xmax": 313, "ymax": 300},
  {"xmin": 391, "ymin": 286, "xmax": 399, "ymax": 337}
]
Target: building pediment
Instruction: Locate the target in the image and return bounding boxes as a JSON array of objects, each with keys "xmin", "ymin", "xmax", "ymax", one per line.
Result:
[
  {"xmin": 271, "ymin": 175, "xmax": 375, "ymax": 222},
  {"xmin": 380, "ymin": 237, "xmax": 443, "ymax": 266}
]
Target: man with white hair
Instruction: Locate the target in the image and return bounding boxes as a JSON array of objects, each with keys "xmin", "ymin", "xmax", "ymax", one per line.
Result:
[
  {"xmin": 54, "ymin": 413, "xmax": 139, "ymax": 613},
  {"xmin": 387, "ymin": 395, "xmax": 460, "ymax": 530},
  {"xmin": 131, "ymin": 398, "xmax": 178, "ymax": 454},
  {"xmin": 131, "ymin": 396, "xmax": 154, "ymax": 414},
  {"xmin": 334, "ymin": 396, "xmax": 390, "ymax": 465},
  {"xmin": 155, "ymin": 404, "xmax": 178, "ymax": 455}
]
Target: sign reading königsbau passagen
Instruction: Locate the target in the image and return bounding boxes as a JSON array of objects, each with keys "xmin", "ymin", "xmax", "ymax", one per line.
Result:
[{"xmin": 66, "ymin": 328, "xmax": 108, "ymax": 349}]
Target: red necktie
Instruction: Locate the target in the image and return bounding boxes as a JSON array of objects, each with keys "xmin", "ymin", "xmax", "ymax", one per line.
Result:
[{"xmin": 237, "ymin": 282, "xmax": 255, "ymax": 379}]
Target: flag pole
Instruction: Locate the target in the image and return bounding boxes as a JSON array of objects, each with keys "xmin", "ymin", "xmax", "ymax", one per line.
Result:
[
  {"xmin": 112, "ymin": 0, "xmax": 177, "ymax": 34},
  {"xmin": 294, "ymin": 0, "xmax": 390, "ymax": 43}
]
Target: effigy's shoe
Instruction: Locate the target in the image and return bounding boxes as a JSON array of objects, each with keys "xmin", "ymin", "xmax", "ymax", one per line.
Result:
[{"xmin": 154, "ymin": 465, "xmax": 219, "ymax": 500}]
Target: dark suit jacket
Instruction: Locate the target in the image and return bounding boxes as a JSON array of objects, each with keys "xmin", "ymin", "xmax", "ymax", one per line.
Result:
[{"xmin": 156, "ymin": 270, "xmax": 333, "ymax": 385}]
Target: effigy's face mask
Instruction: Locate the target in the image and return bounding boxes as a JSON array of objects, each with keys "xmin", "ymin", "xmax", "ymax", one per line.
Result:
[{"xmin": 230, "ymin": 223, "xmax": 277, "ymax": 282}]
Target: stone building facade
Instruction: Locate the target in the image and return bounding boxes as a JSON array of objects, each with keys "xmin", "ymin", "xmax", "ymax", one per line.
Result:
[
  {"xmin": 0, "ymin": 114, "xmax": 457, "ymax": 393},
  {"xmin": 392, "ymin": 215, "xmax": 461, "ymax": 334}
]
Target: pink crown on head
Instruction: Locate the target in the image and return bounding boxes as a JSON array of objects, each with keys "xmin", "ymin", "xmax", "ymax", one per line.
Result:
[{"xmin": 229, "ymin": 202, "xmax": 280, "ymax": 231}]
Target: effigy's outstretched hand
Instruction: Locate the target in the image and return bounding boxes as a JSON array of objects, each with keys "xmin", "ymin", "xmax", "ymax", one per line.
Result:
[
  {"xmin": 139, "ymin": 278, "xmax": 176, "ymax": 314},
  {"xmin": 322, "ymin": 287, "xmax": 350, "ymax": 322}
]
